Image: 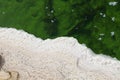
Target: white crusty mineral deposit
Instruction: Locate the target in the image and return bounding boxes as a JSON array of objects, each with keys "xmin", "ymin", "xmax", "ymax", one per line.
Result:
[{"xmin": 0, "ymin": 27, "xmax": 120, "ymax": 80}]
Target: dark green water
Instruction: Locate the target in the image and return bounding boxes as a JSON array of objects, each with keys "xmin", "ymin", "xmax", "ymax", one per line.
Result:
[{"xmin": 0, "ymin": 0, "xmax": 120, "ymax": 60}]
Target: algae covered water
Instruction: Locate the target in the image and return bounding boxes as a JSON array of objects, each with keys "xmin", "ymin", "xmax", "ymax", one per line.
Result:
[{"xmin": 0, "ymin": 0, "xmax": 119, "ymax": 60}]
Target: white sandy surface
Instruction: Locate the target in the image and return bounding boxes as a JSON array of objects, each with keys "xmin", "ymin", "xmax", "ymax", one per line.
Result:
[{"xmin": 0, "ymin": 28, "xmax": 120, "ymax": 80}]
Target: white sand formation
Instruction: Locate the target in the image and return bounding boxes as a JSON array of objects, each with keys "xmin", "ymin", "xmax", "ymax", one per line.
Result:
[{"xmin": 0, "ymin": 27, "xmax": 120, "ymax": 80}]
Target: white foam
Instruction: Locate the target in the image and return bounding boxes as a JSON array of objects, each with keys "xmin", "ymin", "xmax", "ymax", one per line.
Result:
[{"xmin": 109, "ymin": 2, "xmax": 118, "ymax": 6}]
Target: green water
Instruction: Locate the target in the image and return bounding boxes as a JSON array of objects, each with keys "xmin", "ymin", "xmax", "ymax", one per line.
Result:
[{"xmin": 0, "ymin": 0, "xmax": 120, "ymax": 60}]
